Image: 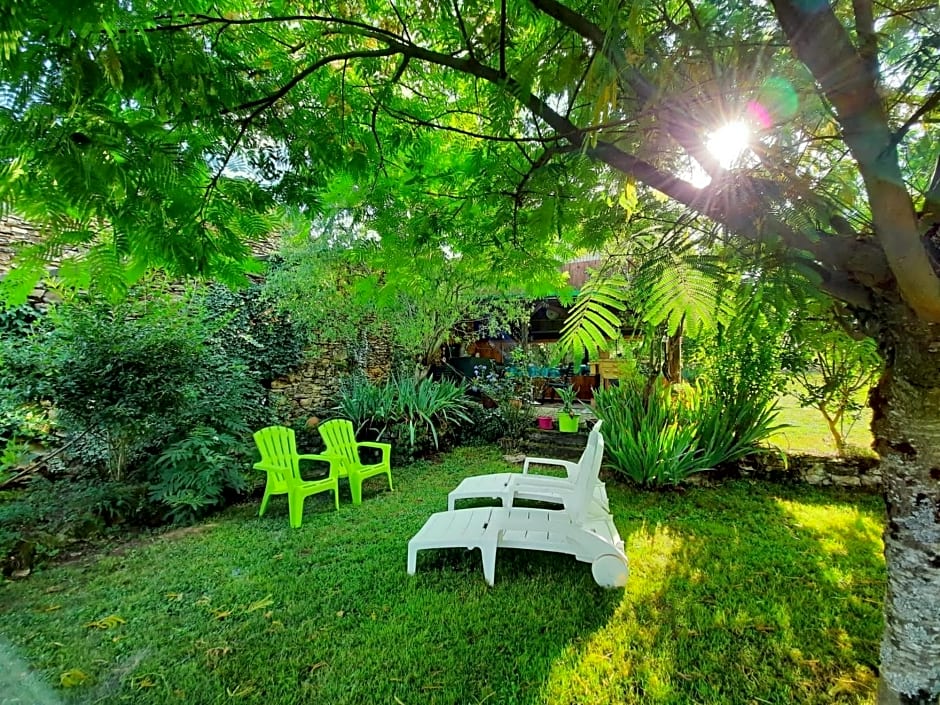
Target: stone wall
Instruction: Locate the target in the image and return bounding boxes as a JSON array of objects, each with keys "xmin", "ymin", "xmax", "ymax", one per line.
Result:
[
  {"xmin": 268, "ymin": 333, "xmax": 394, "ymax": 421},
  {"xmin": 0, "ymin": 216, "xmax": 67, "ymax": 308},
  {"xmin": 734, "ymin": 451, "xmax": 882, "ymax": 489}
]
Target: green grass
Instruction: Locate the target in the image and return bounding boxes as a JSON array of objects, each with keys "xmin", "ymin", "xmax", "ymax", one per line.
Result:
[
  {"xmin": 0, "ymin": 446, "xmax": 885, "ymax": 704},
  {"xmin": 768, "ymin": 393, "xmax": 875, "ymax": 458}
]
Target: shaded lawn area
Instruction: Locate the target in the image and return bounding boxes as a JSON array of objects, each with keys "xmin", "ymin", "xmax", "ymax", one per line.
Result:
[{"xmin": 0, "ymin": 446, "xmax": 885, "ymax": 704}]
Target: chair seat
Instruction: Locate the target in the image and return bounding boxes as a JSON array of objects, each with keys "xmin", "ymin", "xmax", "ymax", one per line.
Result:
[{"xmin": 407, "ymin": 505, "xmax": 627, "ymax": 587}]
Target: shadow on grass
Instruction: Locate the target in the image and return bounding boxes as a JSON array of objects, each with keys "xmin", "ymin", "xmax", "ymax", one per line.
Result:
[
  {"xmin": 0, "ymin": 447, "xmax": 622, "ymax": 705},
  {"xmin": 0, "ymin": 449, "xmax": 885, "ymax": 705},
  {"xmin": 538, "ymin": 480, "xmax": 885, "ymax": 705}
]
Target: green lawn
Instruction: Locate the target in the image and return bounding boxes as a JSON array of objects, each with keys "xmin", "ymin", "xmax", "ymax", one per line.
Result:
[
  {"xmin": 0, "ymin": 446, "xmax": 885, "ymax": 704},
  {"xmin": 768, "ymin": 393, "xmax": 875, "ymax": 458}
]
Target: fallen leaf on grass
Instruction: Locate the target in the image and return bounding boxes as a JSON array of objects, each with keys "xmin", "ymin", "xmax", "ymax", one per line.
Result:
[
  {"xmin": 132, "ymin": 675, "xmax": 159, "ymax": 689},
  {"xmin": 211, "ymin": 609, "xmax": 232, "ymax": 620},
  {"xmin": 245, "ymin": 595, "xmax": 274, "ymax": 613},
  {"xmin": 306, "ymin": 661, "xmax": 328, "ymax": 674},
  {"xmin": 84, "ymin": 615, "xmax": 126, "ymax": 630},
  {"xmin": 60, "ymin": 669, "xmax": 89, "ymax": 687},
  {"xmin": 227, "ymin": 683, "xmax": 255, "ymax": 698}
]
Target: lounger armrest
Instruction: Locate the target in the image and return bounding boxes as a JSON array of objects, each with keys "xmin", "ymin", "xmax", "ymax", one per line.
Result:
[{"xmin": 522, "ymin": 457, "xmax": 578, "ymax": 476}]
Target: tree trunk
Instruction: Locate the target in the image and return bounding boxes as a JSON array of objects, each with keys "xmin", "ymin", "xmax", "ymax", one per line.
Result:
[
  {"xmin": 870, "ymin": 306, "xmax": 940, "ymax": 704},
  {"xmin": 662, "ymin": 318, "xmax": 684, "ymax": 383},
  {"xmin": 820, "ymin": 406, "xmax": 846, "ymax": 456}
]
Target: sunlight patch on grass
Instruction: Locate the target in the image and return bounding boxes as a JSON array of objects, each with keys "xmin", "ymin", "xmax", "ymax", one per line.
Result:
[{"xmin": 769, "ymin": 393, "xmax": 875, "ymax": 458}]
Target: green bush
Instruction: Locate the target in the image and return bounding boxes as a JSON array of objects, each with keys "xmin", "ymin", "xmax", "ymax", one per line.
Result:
[
  {"xmin": 200, "ymin": 283, "xmax": 306, "ymax": 386},
  {"xmin": 0, "ymin": 285, "xmax": 278, "ymax": 524},
  {"xmin": 449, "ymin": 401, "xmax": 503, "ymax": 446},
  {"xmin": 149, "ymin": 426, "xmax": 251, "ymax": 523},
  {"xmin": 595, "ymin": 377, "xmax": 783, "ymax": 486},
  {"xmin": 1, "ymin": 478, "xmax": 152, "ymax": 576},
  {"xmin": 334, "ymin": 374, "xmax": 472, "ymax": 461}
]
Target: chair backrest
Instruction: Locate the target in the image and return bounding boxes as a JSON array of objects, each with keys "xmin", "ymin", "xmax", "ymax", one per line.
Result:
[
  {"xmin": 565, "ymin": 421, "xmax": 605, "ymax": 525},
  {"xmin": 569, "ymin": 421, "xmax": 602, "ymax": 479},
  {"xmin": 317, "ymin": 419, "xmax": 360, "ymax": 467},
  {"xmin": 253, "ymin": 426, "xmax": 301, "ymax": 483}
]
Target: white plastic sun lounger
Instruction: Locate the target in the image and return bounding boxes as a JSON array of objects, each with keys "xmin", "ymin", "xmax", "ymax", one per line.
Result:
[
  {"xmin": 408, "ymin": 424, "xmax": 628, "ymax": 587},
  {"xmin": 447, "ymin": 421, "xmax": 609, "ymax": 512}
]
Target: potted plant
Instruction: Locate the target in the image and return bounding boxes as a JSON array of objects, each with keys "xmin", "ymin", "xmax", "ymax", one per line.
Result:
[
  {"xmin": 556, "ymin": 385, "xmax": 581, "ymax": 432},
  {"xmin": 536, "ymin": 415, "xmax": 554, "ymax": 430}
]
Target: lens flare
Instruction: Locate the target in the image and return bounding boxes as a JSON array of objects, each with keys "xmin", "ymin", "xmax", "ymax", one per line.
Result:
[{"xmin": 706, "ymin": 121, "xmax": 751, "ymax": 167}]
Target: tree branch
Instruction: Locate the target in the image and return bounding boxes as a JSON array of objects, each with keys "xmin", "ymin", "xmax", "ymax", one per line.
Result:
[
  {"xmin": 499, "ymin": 0, "xmax": 508, "ymax": 77},
  {"xmin": 451, "ymin": 0, "xmax": 477, "ymax": 60},
  {"xmin": 155, "ymin": 12, "xmax": 406, "ymax": 44},
  {"xmin": 770, "ymin": 0, "xmax": 940, "ymax": 320},
  {"xmin": 893, "ymin": 87, "xmax": 940, "ymax": 145},
  {"xmin": 228, "ymin": 47, "xmax": 398, "ymax": 117},
  {"xmin": 851, "ymin": 0, "xmax": 878, "ymax": 80},
  {"xmin": 527, "ymin": 0, "xmax": 722, "ymax": 176}
]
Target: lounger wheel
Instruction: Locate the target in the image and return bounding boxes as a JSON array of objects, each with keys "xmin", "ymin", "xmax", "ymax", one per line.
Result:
[{"xmin": 591, "ymin": 554, "xmax": 628, "ymax": 588}]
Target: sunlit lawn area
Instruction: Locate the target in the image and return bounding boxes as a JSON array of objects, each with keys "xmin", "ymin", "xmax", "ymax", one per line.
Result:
[
  {"xmin": 768, "ymin": 392, "xmax": 875, "ymax": 458},
  {"xmin": 0, "ymin": 446, "xmax": 885, "ymax": 704}
]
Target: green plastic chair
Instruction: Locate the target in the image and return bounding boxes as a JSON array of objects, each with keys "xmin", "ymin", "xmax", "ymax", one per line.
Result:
[
  {"xmin": 253, "ymin": 426, "xmax": 339, "ymax": 528},
  {"xmin": 317, "ymin": 419, "xmax": 393, "ymax": 505}
]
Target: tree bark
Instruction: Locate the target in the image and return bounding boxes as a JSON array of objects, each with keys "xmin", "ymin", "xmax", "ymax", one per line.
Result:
[
  {"xmin": 870, "ymin": 306, "xmax": 940, "ymax": 703},
  {"xmin": 662, "ymin": 318, "xmax": 684, "ymax": 383}
]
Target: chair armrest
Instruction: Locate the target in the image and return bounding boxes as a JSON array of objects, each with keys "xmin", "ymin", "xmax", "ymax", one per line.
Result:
[
  {"xmin": 356, "ymin": 441, "xmax": 391, "ymax": 456},
  {"xmin": 296, "ymin": 453, "xmax": 337, "ymax": 479},
  {"xmin": 297, "ymin": 453, "xmax": 335, "ymax": 462},
  {"xmin": 522, "ymin": 457, "xmax": 577, "ymax": 476}
]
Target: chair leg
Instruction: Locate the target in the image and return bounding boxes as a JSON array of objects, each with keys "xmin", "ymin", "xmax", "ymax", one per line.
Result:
[
  {"xmin": 480, "ymin": 542, "xmax": 498, "ymax": 586},
  {"xmin": 288, "ymin": 491, "xmax": 304, "ymax": 528},
  {"xmin": 350, "ymin": 477, "xmax": 363, "ymax": 506},
  {"xmin": 407, "ymin": 545, "xmax": 418, "ymax": 576},
  {"xmin": 333, "ymin": 487, "xmax": 339, "ymax": 511},
  {"xmin": 385, "ymin": 470, "xmax": 394, "ymax": 492},
  {"xmin": 259, "ymin": 490, "xmax": 271, "ymax": 517}
]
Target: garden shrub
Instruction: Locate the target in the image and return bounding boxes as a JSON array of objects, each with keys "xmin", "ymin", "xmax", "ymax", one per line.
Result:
[
  {"xmin": 595, "ymin": 376, "xmax": 784, "ymax": 486},
  {"xmin": 786, "ymin": 314, "xmax": 881, "ymax": 455},
  {"xmin": 200, "ymin": 283, "xmax": 306, "ymax": 386},
  {"xmin": 334, "ymin": 374, "xmax": 472, "ymax": 463},
  {"xmin": 468, "ymin": 357, "xmax": 536, "ymax": 447},
  {"xmin": 0, "ymin": 477, "xmax": 153, "ymax": 576},
  {"xmin": 0, "ymin": 284, "xmax": 279, "ymax": 527},
  {"xmin": 449, "ymin": 401, "xmax": 503, "ymax": 446}
]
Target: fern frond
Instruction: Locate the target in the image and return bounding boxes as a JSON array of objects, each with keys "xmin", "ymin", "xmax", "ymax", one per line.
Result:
[
  {"xmin": 627, "ymin": 230, "xmax": 732, "ymax": 336},
  {"xmin": 557, "ymin": 274, "xmax": 630, "ymax": 358}
]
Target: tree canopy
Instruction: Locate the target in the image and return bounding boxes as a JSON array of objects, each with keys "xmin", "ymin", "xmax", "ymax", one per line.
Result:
[{"xmin": 2, "ymin": 1, "xmax": 940, "ymax": 701}]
